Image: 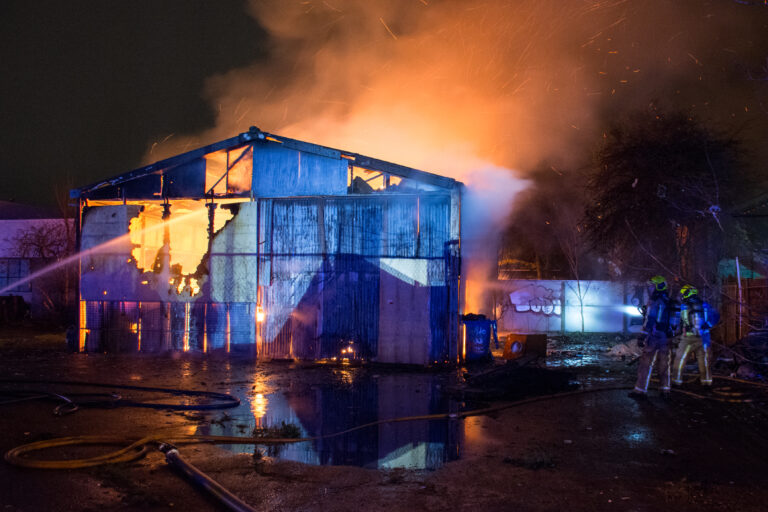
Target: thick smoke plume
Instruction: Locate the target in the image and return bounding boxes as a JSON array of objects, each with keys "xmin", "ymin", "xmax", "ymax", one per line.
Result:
[{"xmin": 149, "ymin": 0, "xmax": 768, "ymax": 313}]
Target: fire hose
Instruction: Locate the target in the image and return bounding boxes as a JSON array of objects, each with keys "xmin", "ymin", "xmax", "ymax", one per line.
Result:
[
  {"xmin": 0, "ymin": 379, "xmax": 241, "ymax": 414},
  {"xmin": 160, "ymin": 443, "xmax": 258, "ymax": 512},
  {"xmin": 5, "ymin": 385, "xmax": 637, "ymax": 511},
  {"xmin": 5, "ymin": 380, "xmax": 767, "ymax": 511}
]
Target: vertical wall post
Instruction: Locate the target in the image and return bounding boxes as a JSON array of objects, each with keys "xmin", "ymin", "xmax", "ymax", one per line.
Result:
[
  {"xmin": 161, "ymin": 203, "xmax": 172, "ymax": 351},
  {"xmin": 255, "ymin": 199, "xmax": 261, "ymax": 357},
  {"xmin": 736, "ymin": 256, "xmax": 743, "ymax": 340},
  {"xmin": 560, "ymin": 281, "xmax": 566, "ymax": 334},
  {"xmin": 206, "ymin": 202, "xmax": 217, "ymax": 255},
  {"xmin": 76, "ymin": 197, "xmax": 84, "ymax": 351}
]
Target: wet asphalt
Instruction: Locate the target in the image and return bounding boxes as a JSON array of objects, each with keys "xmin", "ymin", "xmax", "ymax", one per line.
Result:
[{"xmin": 1, "ymin": 331, "xmax": 767, "ymax": 511}]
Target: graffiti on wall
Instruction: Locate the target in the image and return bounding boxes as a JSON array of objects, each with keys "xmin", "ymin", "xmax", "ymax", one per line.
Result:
[{"xmin": 508, "ymin": 284, "xmax": 562, "ymax": 316}]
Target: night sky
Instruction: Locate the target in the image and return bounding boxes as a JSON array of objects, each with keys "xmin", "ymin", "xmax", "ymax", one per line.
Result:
[
  {"xmin": 0, "ymin": 0, "xmax": 266, "ymax": 206},
  {"xmin": 2, "ymin": 0, "xmax": 767, "ymax": 207}
]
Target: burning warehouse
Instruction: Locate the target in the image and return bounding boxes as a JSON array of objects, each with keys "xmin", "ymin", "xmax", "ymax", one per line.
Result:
[{"xmin": 71, "ymin": 127, "xmax": 463, "ymax": 365}]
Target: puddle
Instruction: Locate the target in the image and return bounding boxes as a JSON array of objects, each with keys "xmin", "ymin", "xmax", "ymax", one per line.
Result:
[
  {"xmin": 197, "ymin": 367, "xmax": 465, "ymax": 470},
  {"xmin": 545, "ymin": 351, "xmax": 603, "ymax": 368},
  {"xmin": 623, "ymin": 426, "xmax": 654, "ymax": 447},
  {"xmin": 16, "ymin": 336, "xmax": 635, "ymax": 471},
  {"xmin": 545, "ymin": 338, "xmax": 623, "ymax": 370}
]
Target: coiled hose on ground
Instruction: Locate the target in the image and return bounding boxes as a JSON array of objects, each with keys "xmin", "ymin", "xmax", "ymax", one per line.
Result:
[
  {"xmin": 4, "ymin": 375, "xmax": 767, "ymax": 511},
  {"xmin": 0, "ymin": 379, "xmax": 241, "ymax": 415}
]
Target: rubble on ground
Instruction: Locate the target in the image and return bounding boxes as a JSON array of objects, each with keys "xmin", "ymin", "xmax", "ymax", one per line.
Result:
[{"xmin": 606, "ymin": 339, "xmax": 642, "ymax": 358}]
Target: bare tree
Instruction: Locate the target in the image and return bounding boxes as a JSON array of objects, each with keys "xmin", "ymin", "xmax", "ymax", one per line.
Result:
[
  {"xmin": 11, "ymin": 184, "xmax": 77, "ymax": 323},
  {"xmin": 551, "ymin": 198, "xmax": 593, "ymax": 332},
  {"xmin": 584, "ymin": 108, "xmax": 751, "ymax": 288},
  {"xmin": 501, "ymin": 164, "xmax": 603, "ymax": 332}
]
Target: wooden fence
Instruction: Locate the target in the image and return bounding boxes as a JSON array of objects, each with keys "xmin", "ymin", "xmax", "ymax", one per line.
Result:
[{"xmin": 718, "ymin": 278, "xmax": 768, "ymax": 344}]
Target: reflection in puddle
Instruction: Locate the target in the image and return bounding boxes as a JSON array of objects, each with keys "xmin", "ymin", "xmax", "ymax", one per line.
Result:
[
  {"xmin": 251, "ymin": 393, "xmax": 268, "ymax": 419},
  {"xmin": 623, "ymin": 427, "xmax": 653, "ymax": 447},
  {"xmin": 546, "ymin": 351, "xmax": 602, "ymax": 369},
  {"xmin": 198, "ymin": 371, "xmax": 463, "ymax": 470}
]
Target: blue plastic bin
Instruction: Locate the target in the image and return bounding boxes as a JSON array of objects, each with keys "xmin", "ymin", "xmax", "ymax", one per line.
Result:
[{"xmin": 463, "ymin": 318, "xmax": 498, "ymax": 361}]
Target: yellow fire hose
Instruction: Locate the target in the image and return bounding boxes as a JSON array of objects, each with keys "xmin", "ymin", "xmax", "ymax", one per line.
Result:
[
  {"xmin": 4, "ymin": 377, "xmax": 766, "ymax": 511},
  {"xmin": 6, "ymin": 375, "xmax": 768, "ymax": 469},
  {"xmin": 651, "ymin": 373, "xmax": 768, "ymax": 403},
  {"xmin": 5, "ymin": 386, "xmax": 636, "ymax": 470}
]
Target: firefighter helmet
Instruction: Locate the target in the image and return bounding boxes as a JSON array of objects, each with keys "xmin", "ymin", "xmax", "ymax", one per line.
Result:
[
  {"xmin": 680, "ymin": 284, "xmax": 698, "ymax": 300},
  {"xmin": 649, "ymin": 275, "xmax": 667, "ymax": 292}
]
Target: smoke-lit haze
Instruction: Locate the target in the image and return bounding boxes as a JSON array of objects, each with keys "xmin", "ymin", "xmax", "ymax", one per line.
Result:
[
  {"xmin": 152, "ymin": 1, "xmax": 768, "ymax": 167},
  {"xmin": 143, "ymin": 0, "xmax": 767, "ymax": 311}
]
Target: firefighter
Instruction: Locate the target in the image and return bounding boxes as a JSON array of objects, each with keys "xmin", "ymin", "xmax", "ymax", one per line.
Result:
[
  {"xmin": 672, "ymin": 285, "xmax": 716, "ymax": 386},
  {"xmin": 629, "ymin": 275, "xmax": 677, "ymax": 399}
]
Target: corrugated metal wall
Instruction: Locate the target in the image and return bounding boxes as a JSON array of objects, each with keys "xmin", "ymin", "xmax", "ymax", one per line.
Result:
[
  {"xmin": 252, "ymin": 144, "xmax": 348, "ymax": 198},
  {"xmin": 80, "ymin": 190, "xmax": 459, "ymax": 363},
  {"xmin": 253, "ymin": 195, "xmax": 454, "ymax": 363}
]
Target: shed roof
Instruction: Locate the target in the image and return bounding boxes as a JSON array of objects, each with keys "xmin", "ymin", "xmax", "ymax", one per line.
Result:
[{"xmin": 72, "ymin": 127, "xmax": 458, "ymax": 199}]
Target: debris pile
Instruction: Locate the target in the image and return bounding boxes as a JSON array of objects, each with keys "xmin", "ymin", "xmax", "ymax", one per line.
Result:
[
  {"xmin": 606, "ymin": 339, "xmax": 642, "ymax": 359},
  {"xmin": 716, "ymin": 331, "xmax": 768, "ymax": 380}
]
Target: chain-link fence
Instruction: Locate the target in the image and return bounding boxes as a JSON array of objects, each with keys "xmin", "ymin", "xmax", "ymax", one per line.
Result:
[{"xmin": 80, "ymin": 300, "xmax": 259, "ymax": 354}]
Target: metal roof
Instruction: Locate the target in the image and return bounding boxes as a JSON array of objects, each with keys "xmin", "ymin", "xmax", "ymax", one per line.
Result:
[{"xmin": 71, "ymin": 127, "xmax": 458, "ymax": 199}]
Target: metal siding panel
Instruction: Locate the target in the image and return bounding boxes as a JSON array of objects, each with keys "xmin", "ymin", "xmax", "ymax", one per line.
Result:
[
  {"xmin": 204, "ymin": 303, "xmax": 227, "ymax": 350},
  {"xmin": 291, "ymin": 277, "xmax": 322, "ymax": 360},
  {"xmin": 258, "ymin": 199, "xmax": 273, "ymax": 286},
  {"xmin": 100, "ymin": 301, "xmax": 140, "ymax": 353},
  {"xmin": 229, "ymin": 303, "xmax": 254, "ymax": 347},
  {"xmin": 418, "ymin": 195, "xmax": 451, "ymax": 258},
  {"xmin": 318, "ymin": 255, "xmax": 379, "ymax": 359},
  {"xmin": 429, "ymin": 284, "xmax": 448, "ymax": 362},
  {"xmin": 323, "ymin": 199, "xmax": 340, "ymax": 255},
  {"xmin": 445, "ymin": 241, "xmax": 461, "ymax": 361},
  {"xmin": 361, "ymin": 200, "xmax": 384, "ymax": 256},
  {"xmin": 335, "ymin": 201, "xmax": 355, "ymax": 254},
  {"xmin": 377, "ymin": 268, "xmax": 431, "ymax": 365},
  {"xmin": 272, "ymin": 199, "xmax": 320, "ymax": 255},
  {"xmin": 189, "ymin": 302, "xmax": 206, "ymax": 351},
  {"xmin": 450, "ymin": 186, "xmax": 462, "ymax": 241},
  {"xmin": 137, "ymin": 302, "xmax": 165, "ymax": 352},
  {"xmin": 335, "ymin": 198, "xmax": 383, "ymax": 257},
  {"xmin": 383, "ymin": 196, "xmax": 418, "ymax": 257},
  {"xmin": 252, "ymin": 144, "xmax": 347, "ymax": 197},
  {"xmin": 262, "ymin": 254, "xmax": 323, "ymax": 358}
]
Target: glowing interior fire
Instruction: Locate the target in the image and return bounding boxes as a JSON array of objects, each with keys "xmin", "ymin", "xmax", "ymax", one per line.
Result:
[
  {"xmin": 128, "ymin": 200, "xmax": 233, "ymax": 287},
  {"xmin": 205, "ymin": 148, "xmax": 253, "ymax": 194},
  {"xmin": 79, "ymin": 300, "xmax": 87, "ymax": 352},
  {"xmin": 348, "ymin": 166, "xmax": 402, "ymax": 190}
]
